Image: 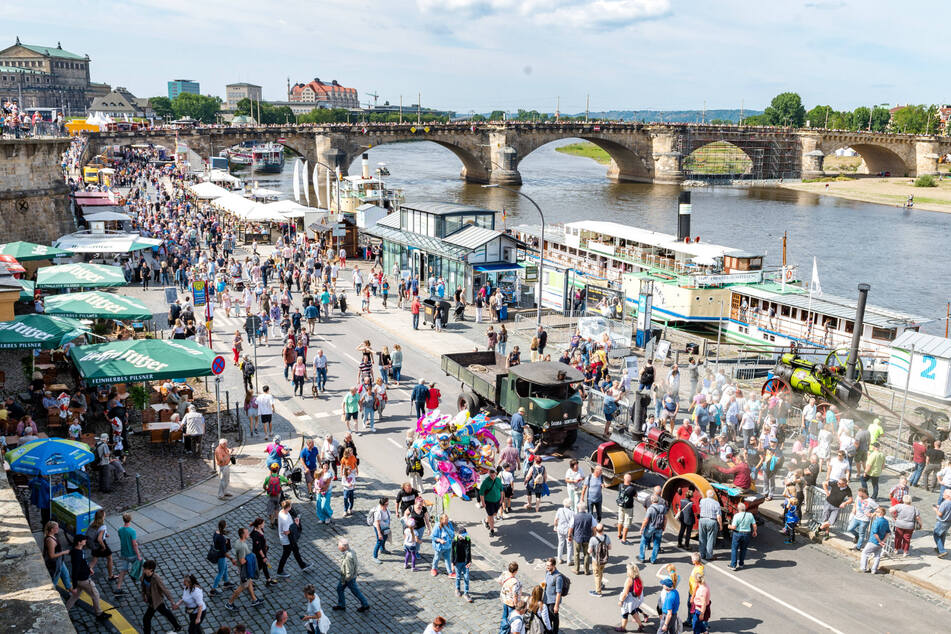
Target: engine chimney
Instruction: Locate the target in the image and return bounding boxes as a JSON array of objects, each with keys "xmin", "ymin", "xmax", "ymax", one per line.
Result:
[
  {"xmin": 361, "ymin": 153, "xmax": 370, "ymax": 179},
  {"xmin": 846, "ymin": 283, "xmax": 870, "ymax": 381},
  {"xmin": 677, "ymin": 190, "xmax": 691, "ymax": 242}
]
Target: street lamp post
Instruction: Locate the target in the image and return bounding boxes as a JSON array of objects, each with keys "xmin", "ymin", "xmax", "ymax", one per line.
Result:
[{"xmin": 482, "ymin": 184, "xmax": 545, "ymax": 326}]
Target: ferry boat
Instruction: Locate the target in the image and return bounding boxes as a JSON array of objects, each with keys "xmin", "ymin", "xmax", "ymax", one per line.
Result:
[
  {"xmin": 511, "ymin": 218, "xmax": 930, "ymax": 372},
  {"xmin": 251, "ymin": 143, "xmax": 285, "ymax": 173}
]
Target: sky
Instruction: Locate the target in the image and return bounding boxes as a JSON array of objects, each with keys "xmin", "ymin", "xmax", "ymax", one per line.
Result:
[{"xmin": 2, "ymin": 0, "xmax": 943, "ymax": 113}]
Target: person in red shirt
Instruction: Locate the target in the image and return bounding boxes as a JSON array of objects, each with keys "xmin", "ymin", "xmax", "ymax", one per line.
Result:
[
  {"xmin": 411, "ymin": 296, "xmax": 421, "ymax": 330},
  {"xmin": 676, "ymin": 421, "xmax": 693, "ymax": 441},
  {"xmin": 715, "ymin": 454, "xmax": 752, "ymax": 490},
  {"xmin": 426, "ymin": 382, "xmax": 441, "ymax": 413},
  {"xmin": 910, "ymin": 437, "xmax": 927, "ymax": 487}
]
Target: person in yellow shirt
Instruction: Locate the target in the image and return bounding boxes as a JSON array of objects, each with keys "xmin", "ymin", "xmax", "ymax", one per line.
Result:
[
  {"xmin": 687, "ymin": 552, "xmax": 705, "ymax": 626},
  {"xmin": 868, "ymin": 419, "xmax": 884, "ymax": 445}
]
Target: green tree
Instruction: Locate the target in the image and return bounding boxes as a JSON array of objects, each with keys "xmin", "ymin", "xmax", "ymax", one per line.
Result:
[
  {"xmin": 806, "ymin": 105, "xmax": 834, "ymax": 128},
  {"xmin": 234, "ymin": 98, "xmax": 295, "ymax": 124},
  {"xmin": 828, "ymin": 110, "xmax": 853, "ymax": 130},
  {"xmin": 171, "ymin": 93, "xmax": 221, "ymax": 123},
  {"xmin": 471, "ymin": 114, "xmax": 486, "ymax": 122},
  {"xmin": 488, "ymin": 110, "xmax": 505, "ymax": 121},
  {"xmin": 763, "ymin": 92, "xmax": 806, "ymax": 127},
  {"xmin": 850, "ymin": 107, "xmax": 870, "ymax": 131},
  {"xmin": 149, "ymin": 96, "xmax": 173, "ymax": 120},
  {"xmin": 708, "ymin": 118, "xmax": 732, "ymax": 125},
  {"xmin": 869, "ymin": 106, "xmax": 891, "ymax": 132},
  {"xmin": 741, "ymin": 113, "xmax": 769, "ymax": 126}
]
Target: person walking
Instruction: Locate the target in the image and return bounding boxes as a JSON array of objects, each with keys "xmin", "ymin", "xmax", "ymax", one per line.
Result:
[
  {"xmin": 697, "ymin": 490, "xmax": 722, "ymax": 561},
  {"xmin": 411, "ymin": 295, "xmax": 421, "ymax": 330},
  {"xmin": 691, "ymin": 572, "xmax": 711, "ymax": 633},
  {"xmin": 676, "ymin": 490, "xmax": 696, "ymax": 550},
  {"xmin": 728, "ymin": 502, "xmax": 757, "ymax": 570},
  {"xmin": 411, "ymin": 379, "xmax": 430, "ymax": 421},
  {"xmin": 847, "ymin": 488, "xmax": 876, "ymax": 551},
  {"xmin": 140, "ymin": 560, "xmax": 181, "ymax": 634},
  {"xmin": 43, "ymin": 521, "xmax": 72, "ymax": 593},
  {"xmin": 924, "ymin": 440, "xmax": 946, "ymax": 492},
  {"xmin": 524, "ymin": 456, "xmax": 548, "ymax": 512},
  {"xmin": 302, "ymin": 583, "xmax": 331, "ymax": 633},
  {"xmin": 114, "ymin": 513, "xmax": 142, "ymax": 595},
  {"xmin": 65, "ymin": 534, "xmax": 112, "ymax": 622},
  {"xmin": 588, "ymin": 522, "xmax": 611, "ymax": 596},
  {"xmin": 216, "ymin": 438, "xmax": 235, "ymax": 500},
  {"xmin": 313, "ymin": 348, "xmax": 329, "ymax": 393},
  {"xmin": 225, "ymin": 528, "xmax": 263, "ymax": 611},
  {"xmin": 209, "ymin": 519, "xmax": 235, "ymax": 596},
  {"xmin": 371, "ymin": 497, "xmax": 392, "ymax": 562},
  {"xmin": 637, "ymin": 494, "xmax": 666, "ymax": 564},
  {"xmin": 554, "ymin": 497, "xmax": 575, "ymax": 565},
  {"xmin": 582, "ymin": 466, "xmax": 605, "ymax": 522},
  {"xmin": 616, "ymin": 562, "xmax": 646, "ymax": 633},
  {"xmin": 451, "ymin": 526, "xmax": 474, "ymax": 602},
  {"xmin": 332, "ymin": 538, "xmax": 370, "ymax": 613},
  {"xmin": 543, "ymin": 558, "xmax": 565, "ymax": 634},
  {"xmin": 250, "ymin": 518, "xmax": 277, "ymax": 587},
  {"xmin": 509, "ymin": 407, "xmax": 526, "ymax": 459},
  {"xmin": 480, "ymin": 468, "xmax": 504, "ymax": 537},
  {"xmin": 292, "ymin": 356, "xmax": 308, "ymax": 397},
  {"xmin": 431, "ymin": 514, "xmax": 455, "ymax": 576},
  {"xmin": 572, "ymin": 502, "xmax": 595, "ymax": 575},
  {"xmin": 172, "ymin": 574, "xmax": 206, "ymax": 634},
  {"xmin": 257, "ymin": 386, "xmax": 275, "ymax": 436},
  {"xmin": 857, "ymin": 506, "xmax": 891, "ymax": 574},
  {"xmin": 314, "ymin": 461, "xmax": 334, "ymax": 524},
  {"xmin": 342, "ymin": 387, "xmax": 360, "ymax": 433},
  {"xmin": 889, "ymin": 494, "xmax": 920, "ymax": 556},
  {"xmin": 617, "ymin": 472, "xmax": 637, "ymax": 544},
  {"xmin": 497, "ymin": 561, "xmax": 522, "ymax": 634},
  {"xmin": 932, "ymin": 488, "xmax": 951, "ymax": 558},
  {"xmin": 862, "ymin": 442, "xmax": 886, "ymax": 500},
  {"xmin": 276, "ymin": 500, "xmax": 311, "ymax": 576}
]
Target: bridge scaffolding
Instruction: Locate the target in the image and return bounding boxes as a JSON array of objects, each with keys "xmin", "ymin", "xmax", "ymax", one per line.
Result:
[{"xmin": 679, "ymin": 129, "xmax": 801, "ymax": 182}]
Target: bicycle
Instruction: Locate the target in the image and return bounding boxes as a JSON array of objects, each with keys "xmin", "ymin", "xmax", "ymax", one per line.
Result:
[{"xmin": 276, "ymin": 437, "xmax": 307, "ymax": 501}]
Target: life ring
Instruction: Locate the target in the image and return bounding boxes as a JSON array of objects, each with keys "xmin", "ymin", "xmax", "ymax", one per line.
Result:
[{"xmin": 784, "ymin": 268, "xmax": 794, "ymax": 282}]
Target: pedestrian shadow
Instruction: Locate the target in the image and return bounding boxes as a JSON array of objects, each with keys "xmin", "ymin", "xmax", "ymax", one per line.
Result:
[
  {"xmin": 706, "ymin": 616, "xmax": 762, "ymax": 633},
  {"xmin": 747, "ymin": 556, "xmax": 796, "ymax": 570}
]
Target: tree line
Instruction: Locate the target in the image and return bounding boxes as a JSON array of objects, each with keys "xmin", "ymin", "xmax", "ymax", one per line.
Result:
[{"xmin": 741, "ymin": 92, "xmax": 944, "ymax": 134}]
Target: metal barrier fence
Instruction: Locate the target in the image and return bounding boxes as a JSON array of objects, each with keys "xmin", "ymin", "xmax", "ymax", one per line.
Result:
[
  {"xmin": 584, "ymin": 388, "xmax": 632, "ymax": 431},
  {"xmin": 798, "ymin": 483, "xmax": 897, "ymax": 557}
]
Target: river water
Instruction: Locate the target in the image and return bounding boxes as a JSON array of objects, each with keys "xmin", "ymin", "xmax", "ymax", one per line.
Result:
[{"xmin": 243, "ymin": 139, "xmax": 951, "ymax": 333}]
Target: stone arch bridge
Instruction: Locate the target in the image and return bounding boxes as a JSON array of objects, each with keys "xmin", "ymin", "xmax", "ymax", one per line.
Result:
[{"xmin": 83, "ymin": 123, "xmax": 951, "ymax": 187}]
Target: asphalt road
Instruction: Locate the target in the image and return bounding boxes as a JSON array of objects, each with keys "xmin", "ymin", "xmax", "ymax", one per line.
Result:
[{"xmin": 134, "ymin": 269, "xmax": 950, "ymax": 634}]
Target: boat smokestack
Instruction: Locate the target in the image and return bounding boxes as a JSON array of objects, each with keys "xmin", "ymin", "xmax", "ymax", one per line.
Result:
[
  {"xmin": 361, "ymin": 153, "xmax": 370, "ymax": 179},
  {"xmin": 846, "ymin": 283, "xmax": 870, "ymax": 381},
  {"xmin": 677, "ymin": 190, "xmax": 691, "ymax": 242}
]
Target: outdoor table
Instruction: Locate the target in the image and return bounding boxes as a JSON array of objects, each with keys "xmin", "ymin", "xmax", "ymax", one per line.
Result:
[
  {"xmin": 52, "ymin": 492, "xmax": 102, "ymax": 537},
  {"xmin": 143, "ymin": 422, "xmax": 180, "ymax": 431},
  {"xmin": 48, "ymin": 383, "xmax": 69, "ymax": 393},
  {"xmin": 35, "ymin": 364, "xmax": 56, "ymax": 371},
  {"xmin": 4, "ymin": 433, "xmax": 49, "ymax": 448}
]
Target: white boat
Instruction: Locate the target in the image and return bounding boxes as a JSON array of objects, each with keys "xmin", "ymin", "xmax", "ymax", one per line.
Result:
[
  {"xmin": 330, "ymin": 154, "xmax": 403, "ymax": 213},
  {"xmin": 251, "ymin": 143, "xmax": 285, "ymax": 173}
]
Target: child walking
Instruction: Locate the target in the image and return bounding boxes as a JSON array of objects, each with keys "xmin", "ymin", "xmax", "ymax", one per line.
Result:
[{"xmin": 403, "ymin": 517, "xmax": 419, "ymax": 570}]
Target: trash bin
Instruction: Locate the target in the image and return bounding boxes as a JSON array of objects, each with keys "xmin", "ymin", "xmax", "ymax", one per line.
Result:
[
  {"xmin": 422, "ymin": 299, "xmax": 451, "ymax": 326},
  {"xmin": 499, "ymin": 304, "xmax": 509, "ymax": 321}
]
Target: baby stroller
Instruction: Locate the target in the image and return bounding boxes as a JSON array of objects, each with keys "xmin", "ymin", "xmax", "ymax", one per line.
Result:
[{"xmin": 453, "ymin": 301, "xmax": 466, "ymax": 322}]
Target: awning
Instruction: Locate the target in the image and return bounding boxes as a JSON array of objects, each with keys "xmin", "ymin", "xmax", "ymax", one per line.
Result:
[
  {"xmin": 0, "ymin": 241, "xmax": 70, "ymax": 261},
  {"xmin": 474, "ymin": 263, "xmax": 523, "ymax": 273},
  {"xmin": 0, "ymin": 314, "xmax": 87, "ymax": 350},
  {"xmin": 84, "ymin": 210, "xmax": 132, "ymax": 222},
  {"xmin": 18, "ymin": 279, "xmax": 35, "ymax": 301},
  {"xmin": 187, "ymin": 181, "xmax": 231, "ymax": 200},
  {"xmin": 44, "ymin": 291, "xmax": 152, "ymax": 320},
  {"xmin": 55, "ymin": 234, "xmax": 162, "ymax": 254},
  {"xmin": 36, "ymin": 263, "xmax": 127, "ymax": 289},
  {"xmin": 69, "ymin": 338, "xmax": 221, "ymax": 385}
]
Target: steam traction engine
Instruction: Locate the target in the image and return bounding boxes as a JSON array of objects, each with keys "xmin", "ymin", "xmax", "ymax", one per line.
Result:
[{"xmin": 592, "ymin": 428, "xmax": 766, "ymax": 527}]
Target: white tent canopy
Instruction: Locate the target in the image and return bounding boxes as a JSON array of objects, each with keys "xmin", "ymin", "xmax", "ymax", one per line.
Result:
[
  {"xmin": 251, "ymin": 187, "xmax": 283, "ymax": 199},
  {"xmin": 207, "ymin": 169, "xmax": 242, "ymax": 187},
  {"xmin": 211, "ymin": 194, "xmax": 260, "ymax": 219},
  {"xmin": 188, "ymin": 181, "xmax": 231, "ymax": 200},
  {"xmin": 55, "ymin": 233, "xmax": 163, "ymax": 253},
  {"xmin": 84, "ymin": 211, "xmax": 132, "ymax": 222},
  {"xmin": 245, "ymin": 206, "xmax": 289, "ymax": 222},
  {"xmin": 264, "ymin": 200, "xmax": 310, "ymax": 218}
]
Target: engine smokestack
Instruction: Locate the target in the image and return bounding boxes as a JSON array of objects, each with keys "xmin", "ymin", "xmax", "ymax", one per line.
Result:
[
  {"xmin": 677, "ymin": 190, "xmax": 691, "ymax": 242},
  {"xmin": 361, "ymin": 153, "xmax": 370, "ymax": 179}
]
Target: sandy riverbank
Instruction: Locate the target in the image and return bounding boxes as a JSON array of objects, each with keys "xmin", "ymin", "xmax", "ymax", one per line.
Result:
[{"xmin": 781, "ymin": 176, "xmax": 951, "ymax": 214}]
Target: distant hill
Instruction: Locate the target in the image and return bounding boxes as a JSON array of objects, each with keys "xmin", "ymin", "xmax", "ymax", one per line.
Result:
[{"xmin": 579, "ymin": 110, "xmax": 762, "ymax": 123}]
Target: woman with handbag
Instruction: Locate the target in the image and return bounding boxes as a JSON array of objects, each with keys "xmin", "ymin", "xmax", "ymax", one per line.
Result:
[
  {"xmin": 88, "ymin": 510, "xmax": 117, "ymax": 582},
  {"xmin": 172, "ymin": 574, "xmax": 206, "ymax": 634},
  {"xmin": 315, "ymin": 462, "xmax": 334, "ymax": 524},
  {"xmin": 524, "ymin": 456, "xmax": 548, "ymax": 513},
  {"xmin": 690, "ymin": 573, "xmax": 711, "ymax": 633},
  {"xmin": 302, "ymin": 583, "xmax": 331, "ymax": 633},
  {"xmin": 208, "ymin": 519, "xmax": 235, "ymax": 596}
]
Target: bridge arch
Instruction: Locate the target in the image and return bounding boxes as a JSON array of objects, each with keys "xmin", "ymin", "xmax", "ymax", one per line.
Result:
[
  {"xmin": 826, "ymin": 142, "xmax": 911, "ymax": 176},
  {"xmin": 513, "ymin": 134, "xmax": 654, "ymax": 183},
  {"xmin": 682, "ymin": 140, "xmax": 754, "ymax": 179}
]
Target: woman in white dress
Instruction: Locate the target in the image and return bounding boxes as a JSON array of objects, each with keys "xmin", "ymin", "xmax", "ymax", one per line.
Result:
[{"xmin": 616, "ymin": 562, "xmax": 646, "ymax": 632}]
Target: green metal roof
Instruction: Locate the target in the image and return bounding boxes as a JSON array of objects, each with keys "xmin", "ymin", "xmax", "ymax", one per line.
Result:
[
  {"xmin": 20, "ymin": 44, "xmax": 86, "ymax": 60},
  {"xmin": 0, "ymin": 65, "xmax": 45, "ymax": 75}
]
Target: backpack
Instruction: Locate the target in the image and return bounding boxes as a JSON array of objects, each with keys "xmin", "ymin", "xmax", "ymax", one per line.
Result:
[
  {"xmin": 525, "ymin": 612, "xmax": 547, "ymax": 634},
  {"xmin": 558, "ymin": 571, "xmax": 571, "ymax": 597},
  {"xmin": 593, "ymin": 536, "xmax": 610, "ymax": 565},
  {"xmin": 366, "ymin": 508, "xmax": 377, "ymax": 527},
  {"xmin": 266, "ymin": 475, "xmax": 282, "ymax": 497}
]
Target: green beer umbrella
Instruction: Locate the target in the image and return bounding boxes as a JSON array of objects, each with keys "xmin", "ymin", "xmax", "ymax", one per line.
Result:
[
  {"xmin": 0, "ymin": 314, "xmax": 88, "ymax": 350},
  {"xmin": 44, "ymin": 291, "xmax": 152, "ymax": 321},
  {"xmin": 18, "ymin": 279, "xmax": 35, "ymax": 302},
  {"xmin": 36, "ymin": 263, "xmax": 127, "ymax": 289},
  {"xmin": 0, "ymin": 241, "xmax": 70, "ymax": 261},
  {"xmin": 70, "ymin": 338, "xmax": 221, "ymax": 385}
]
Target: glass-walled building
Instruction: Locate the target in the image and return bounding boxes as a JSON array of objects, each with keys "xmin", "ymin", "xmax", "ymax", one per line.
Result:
[{"xmin": 365, "ymin": 201, "xmax": 529, "ymax": 303}]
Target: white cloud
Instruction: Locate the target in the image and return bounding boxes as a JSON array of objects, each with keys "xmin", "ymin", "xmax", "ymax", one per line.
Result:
[{"xmin": 416, "ymin": 0, "xmax": 670, "ymax": 28}]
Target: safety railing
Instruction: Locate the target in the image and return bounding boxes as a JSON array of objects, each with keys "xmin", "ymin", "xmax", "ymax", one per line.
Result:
[{"xmin": 584, "ymin": 387, "xmax": 632, "ymax": 432}]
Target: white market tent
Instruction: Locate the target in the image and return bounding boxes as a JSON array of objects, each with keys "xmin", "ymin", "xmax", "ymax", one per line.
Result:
[
  {"xmin": 84, "ymin": 210, "xmax": 132, "ymax": 222},
  {"xmin": 251, "ymin": 187, "xmax": 283, "ymax": 200},
  {"xmin": 245, "ymin": 206, "xmax": 289, "ymax": 222},
  {"xmin": 188, "ymin": 181, "xmax": 231, "ymax": 200},
  {"xmin": 263, "ymin": 200, "xmax": 310, "ymax": 218},
  {"xmin": 55, "ymin": 232, "xmax": 163, "ymax": 254},
  {"xmin": 208, "ymin": 170, "xmax": 242, "ymax": 187},
  {"xmin": 211, "ymin": 194, "xmax": 260, "ymax": 219}
]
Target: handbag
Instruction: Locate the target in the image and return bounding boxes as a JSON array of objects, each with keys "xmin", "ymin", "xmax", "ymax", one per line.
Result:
[{"xmin": 129, "ymin": 559, "xmax": 144, "ymax": 581}]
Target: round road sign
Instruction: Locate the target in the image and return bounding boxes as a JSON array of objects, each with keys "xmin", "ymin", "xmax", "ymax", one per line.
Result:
[{"xmin": 211, "ymin": 355, "xmax": 226, "ymax": 375}]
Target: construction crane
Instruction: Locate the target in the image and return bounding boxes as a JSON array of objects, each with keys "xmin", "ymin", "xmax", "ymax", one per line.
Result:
[{"xmin": 366, "ymin": 91, "xmax": 380, "ymax": 108}]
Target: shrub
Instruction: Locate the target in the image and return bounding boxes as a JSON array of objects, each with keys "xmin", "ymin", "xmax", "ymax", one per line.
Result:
[{"xmin": 914, "ymin": 174, "xmax": 937, "ymax": 187}]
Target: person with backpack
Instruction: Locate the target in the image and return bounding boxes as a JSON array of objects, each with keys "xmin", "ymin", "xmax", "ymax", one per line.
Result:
[
  {"xmin": 241, "ymin": 355, "xmax": 255, "ymax": 392},
  {"xmin": 588, "ymin": 522, "xmax": 612, "ymax": 597},
  {"xmin": 451, "ymin": 527, "xmax": 474, "ymax": 602},
  {"xmin": 524, "ymin": 456, "xmax": 548, "ymax": 513},
  {"xmin": 263, "ymin": 463, "xmax": 288, "ymax": 528},
  {"xmin": 543, "ymin": 557, "xmax": 567, "ymax": 634},
  {"xmin": 524, "ymin": 585, "xmax": 553, "ymax": 633},
  {"xmin": 616, "ymin": 472, "xmax": 638, "ymax": 544},
  {"xmin": 224, "ymin": 528, "xmax": 262, "ymax": 611},
  {"xmin": 497, "ymin": 561, "xmax": 522, "ymax": 634},
  {"xmin": 581, "ymin": 466, "xmax": 605, "ymax": 522},
  {"xmin": 615, "ymin": 563, "xmax": 646, "ymax": 632},
  {"xmin": 405, "ymin": 447, "xmax": 425, "ymax": 493},
  {"xmin": 508, "ymin": 600, "xmax": 530, "ymax": 633},
  {"xmin": 637, "ymin": 494, "xmax": 667, "ymax": 565},
  {"xmin": 430, "ymin": 514, "xmax": 455, "ymax": 577},
  {"xmin": 208, "ymin": 519, "xmax": 235, "ymax": 596}
]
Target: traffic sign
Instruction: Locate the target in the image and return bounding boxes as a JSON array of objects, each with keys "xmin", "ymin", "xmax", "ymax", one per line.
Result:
[
  {"xmin": 192, "ymin": 280, "xmax": 207, "ymax": 307},
  {"xmin": 211, "ymin": 355, "xmax": 226, "ymax": 375}
]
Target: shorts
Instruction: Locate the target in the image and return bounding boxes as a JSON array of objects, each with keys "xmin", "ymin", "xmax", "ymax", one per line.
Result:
[
  {"xmin": 854, "ymin": 450, "xmax": 868, "ymax": 463},
  {"xmin": 345, "ymin": 411, "xmax": 358, "ymax": 421},
  {"xmin": 91, "ymin": 544, "xmax": 111, "ymax": 558},
  {"xmin": 485, "ymin": 500, "xmax": 501, "ymax": 517},
  {"xmin": 118, "ymin": 555, "xmax": 137, "ymax": 572},
  {"xmin": 267, "ymin": 495, "xmax": 281, "ymax": 516},
  {"xmin": 304, "ymin": 469, "xmax": 315, "ymax": 485},
  {"xmin": 820, "ymin": 502, "xmax": 841, "ymax": 526},
  {"xmin": 618, "ymin": 506, "xmax": 634, "ymax": 529},
  {"xmin": 261, "ymin": 414, "xmax": 273, "ymax": 425},
  {"xmin": 503, "ymin": 485, "xmax": 514, "ymax": 498}
]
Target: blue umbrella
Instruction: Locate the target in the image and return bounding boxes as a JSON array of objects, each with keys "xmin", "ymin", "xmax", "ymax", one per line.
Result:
[{"xmin": 4, "ymin": 438, "xmax": 95, "ymax": 476}]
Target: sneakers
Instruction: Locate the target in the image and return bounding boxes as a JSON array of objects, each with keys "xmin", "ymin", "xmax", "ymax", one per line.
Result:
[
  {"xmin": 302, "ymin": 563, "xmax": 314, "ymax": 571},
  {"xmin": 431, "ymin": 569, "xmax": 438, "ymax": 576},
  {"xmin": 939, "ymin": 552, "xmax": 949, "ymax": 559},
  {"xmin": 332, "ymin": 605, "xmax": 346, "ymax": 611},
  {"xmin": 455, "ymin": 589, "xmax": 462, "ymax": 597},
  {"xmin": 222, "ymin": 581, "xmax": 235, "ymax": 588},
  {"xmin": 449, "ymin": 572, "xmax": 457, "ymax": 579},
  {"xmin": 113, "ymin": 588, "xmax": 127, "ymax": 596},
  {"xmin": 589, "ymin": 590, "xmax": 602, "ymax": 597},
  {"xmin": 250, "ymin": 599, "xmax": 263, "ymax": 607},
  {"xmin": 225, "ymin": 602, "xmax": 236, "ymax": 612},
  {"xmin": 265, "ymin": 579, "xmax": 278, "ymax": 586},
  {"xmin": 373, "ymin": 558, "xmax": 382, "ymax": 564},
  {"xmin": 276, "ymin": 572, "xmax": 291, "ymax": 578},
  {"xmin": 356, "ymin": 605, "xmax": 370, "ymax": 613},
  {"xmin": 465, "ymin": 594, "xmax": 473, "ymax": 603},
  {"xmin": 95, "ymin": 612, "xmax": 113, "ymax": 621}
]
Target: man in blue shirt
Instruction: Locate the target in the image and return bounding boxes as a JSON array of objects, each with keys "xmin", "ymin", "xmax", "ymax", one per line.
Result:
[
  {"xmin": 543, "ymin": 557, "xmax": 564, "ymax": 634},
  {"xmin": 304, "ymin": 301, "xmax": 320, "ymax": 332},
  {"xmin": 658, "ymin": 577, "xmax": 680, "ymax": 633},
  {"xmin": 509, "ymin": 407, "xmax": 525, "ymax": 458},
  {"xmin": 638, "ymin": 494, "xmax": 666, "ymax": 564},
  {"xmin": 300, "ymin": 438, "xmax": 320, "ymax": 497},
  {"xmin": 858, "ymin": 506, "xmax": 891, "ymax": 573},
  {"xmin": 410, "ymin": 379, "xmax": 430, "ymax": 421},
  {"xmin": 933, "ymin": 489, "xmax": 951, "ymax": 558}
]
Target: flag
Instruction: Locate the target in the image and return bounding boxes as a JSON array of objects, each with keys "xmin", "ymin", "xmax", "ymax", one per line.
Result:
[{"xmin": 810, "ymin": 257, "xmax": 822, "ymax": 296}]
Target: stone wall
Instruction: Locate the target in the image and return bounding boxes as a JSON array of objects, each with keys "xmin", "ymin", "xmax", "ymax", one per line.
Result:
[
  {"xmin": 0, "ymin": 470, "xmax": 76, "ymax": 633},
  {"xmin": 0, "ymin": 138, "xmax": 75, "ymax": 244}
]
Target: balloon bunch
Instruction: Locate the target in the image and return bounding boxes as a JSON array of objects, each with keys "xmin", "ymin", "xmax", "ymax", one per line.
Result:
[{"xmin": 410, "ymin": 409, "xmax": 501, "ymax": 500}]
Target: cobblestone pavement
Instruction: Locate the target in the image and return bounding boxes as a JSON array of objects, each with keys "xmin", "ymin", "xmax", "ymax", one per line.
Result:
[{"xmin": 71, "ymin": 472, "xmax": 589, "ymax": 634}]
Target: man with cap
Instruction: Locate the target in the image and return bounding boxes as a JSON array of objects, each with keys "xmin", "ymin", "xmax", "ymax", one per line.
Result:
[
  {"xmin": 182, "ymin": 404, "xmax": 205, "ymax": 455},
  {"xmin": 509, "ymin": 407, "xmax": 526, "ymax": 460}
]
